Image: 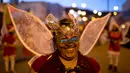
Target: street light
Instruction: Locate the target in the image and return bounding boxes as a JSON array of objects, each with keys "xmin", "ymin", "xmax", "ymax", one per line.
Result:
[
  {"xmin": 81, "ymin": 11, "xmax": 86, "ymax": 16},
  {"xmin": 98, "ymin": 12, "xmax": 102, "ymax": 16},
  {"xmin": 81, "ymin": 3, "xmax": 86, "ymax": 8},
  {"xmin": 113, "ymin": 6, "xmax": 119, "ymax": 11},
  {"xmin": 72, "ymin": 3, "xmax": 77, "ymax": 8},
  {"xmin": 77, "ymin": 10, "xmax": 82, "ymax": 15},
  {"xmin": 82, "ymin": 17, "xmax": 88, "ymax": 21},
  {"xmin": 121, "ymin": 24, "xmax": 126, "ymax": 29},
  {"xmin": 93, "ymin": 10, "xmax": 98, "ymax": 14},
  {"xmin": 113, "ymin": 12, "xmax": 117, "ymax": 16},
  {"xmin": 69, "ymin": 9, "xmax": 75, "ymax": 14}
]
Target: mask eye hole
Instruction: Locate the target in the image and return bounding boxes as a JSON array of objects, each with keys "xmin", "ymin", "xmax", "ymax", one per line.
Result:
[
  {"xmin": 60, "ymin": 39, "xmax": 67, "ymax": 43},
  {"xmin": 69, "ymin": 37, "xmax": 78, "ymax": 42}
]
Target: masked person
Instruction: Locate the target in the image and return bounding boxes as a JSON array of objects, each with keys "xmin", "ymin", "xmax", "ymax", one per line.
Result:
[
  {"xmin": 108, "ymin": 25, "xmax": 122, "ymax": 72},
  {"xmin": 6, "ymin": 4, "xmax": 111, "ymax": 73},
  {"xmin": 2, "ymin": 24, "xmax": 16, "ymax": 73},
  {"xmin": 29, "ymin": 18, "xmax": 100, "ymax": 73}
]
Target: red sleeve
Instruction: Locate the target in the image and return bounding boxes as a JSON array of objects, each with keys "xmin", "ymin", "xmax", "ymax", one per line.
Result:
[
  {"xmin": 31, "ymin": 55, "xmax": 49, "ymax": 72},
  {"xmin": 88, "ymin": 57, "xmax": 100, "ymax": 73}
]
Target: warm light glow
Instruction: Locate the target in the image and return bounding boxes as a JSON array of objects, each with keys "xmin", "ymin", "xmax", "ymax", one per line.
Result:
[
  {"xmin": 49, "ymin": 20, "xmax": 54, "ymax": 24},
  {"xmin": 92, "ymin": 16, "xmax": 96, "ymax": 21},
  {"xmin": 98, "ymin": 12, "xmax": 102, "ymax": 16},
  {"xmin": 93, "ymin": 10, "xmax": 98, "ymax": 14},
  {"xmin": 113, "ymin": 12, "xmax": 117, "ymax": 16},
  {"xmin": 79, "ymin": 26, "xmax": 84, "ymax": 31},
  {"xmin": 81, "ymin": 11, "xmax": 86, "ymax": 16},
  {"xmin": 82, "ymin": 17, "xmax": 88, "ymax": 21},
  {"xmin": 78, "ymin": 16, "xmax": 82, "ymax": 21},
  {"xmin": 113, "ymin": 6, "xmax": 119, "ymax": 11},
  {"xmin": 77, "ymin": 10, "xmax": 82, "ymax": 15},
  {"xmin": 81, "ymin": 3, "xmax": 86, "ymax": 8},
  {"xmin": 72, "ymin": 3, "xmax": 77, "ymax": 8},
  {"xmin": 69, "ymin": 9, "xmax": 75, "ymax": 14},
  {"xmin": 121, "ymin": 24, "xmax": 125, "ymax": 29},
  {"xmin": 66, "ymin": 27, "xmax": 70, "ymax": 31}
]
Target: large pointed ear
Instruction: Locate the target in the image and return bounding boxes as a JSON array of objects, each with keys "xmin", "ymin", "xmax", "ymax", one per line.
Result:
[
  {"xmin": 109, "ymin": 17, "xmax": 119, "ymax": 31},
  {"xmin": 68, "ymin": 13, "xmax": 74, "ymax": 20},
  {"xmin": 68, "ymin": 13, "xmax": 79, "ymax": 32},
  {"xmin": 7, "ymin": 4, "xmax": 54, "ymax": 56},
  {"xmin": 68, "ymin": 13, "xmax": 77, "ymax": 26},
  {"xmin": 79, "ymin": 13, "xmax": 111, "ymax": 55},
  {"xmin": 46, "ymin": 14, "xmax": 60, "ymax": 32},
  {"xmin": 120, "ymin": 22, "xmax": 130, "ymax": 44}
]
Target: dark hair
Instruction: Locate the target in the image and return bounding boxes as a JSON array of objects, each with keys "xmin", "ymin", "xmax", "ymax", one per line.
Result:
[{"xmin": 112, "ymin": 27, "xmax": 119, "ymax": 31}]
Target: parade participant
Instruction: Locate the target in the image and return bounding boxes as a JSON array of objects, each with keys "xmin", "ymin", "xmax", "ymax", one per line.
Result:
[
  {"xmin": 6, "ymin": 4, "xmax": 111, "ymax": 73},
  {"xmin": 2, "ymin": 24, "xmax": 16, "ymax": 73},
  {"xmin": 30, "ymin": 18, "xmax": 100, "ymax": 73},
  {"xmin": 108, "ymin": 25, "xmax": 122, "ymax": 72}
]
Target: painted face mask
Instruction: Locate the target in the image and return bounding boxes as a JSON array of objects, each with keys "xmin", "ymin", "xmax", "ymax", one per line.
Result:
[
  {"xmin": 50, "ymin": 18, "xmax": 80, "ymax": 60},
  {"xmin": 59, "ymin": 36, "xmax": 78, "ymax": 44}
]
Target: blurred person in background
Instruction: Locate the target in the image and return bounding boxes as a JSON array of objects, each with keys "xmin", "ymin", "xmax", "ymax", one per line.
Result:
[
  {"xmin": 108, "ymin": 25, "xmax": 122, "ymax": 72},
  {"xmin": 2, "ymin": 23, "xmax": 16, "ymax": 73}
]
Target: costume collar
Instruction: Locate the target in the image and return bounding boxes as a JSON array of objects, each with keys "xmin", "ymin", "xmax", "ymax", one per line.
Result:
[{"xmin": 51, "ymin": 51, "xmax": 90, "ymax": 72}]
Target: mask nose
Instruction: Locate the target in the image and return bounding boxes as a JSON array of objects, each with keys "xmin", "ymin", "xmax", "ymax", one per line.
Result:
[{"xmin": 66, "ymin": 43, "xmax": 75, "ymax": 48}]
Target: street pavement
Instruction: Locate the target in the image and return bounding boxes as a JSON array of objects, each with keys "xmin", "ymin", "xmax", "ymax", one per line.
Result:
[
  {"xmin": 88, "ymin": 43, "xmax": 130, "ymax": 73},
  {"xmin": 0, "ymin": 43, "xmax": 130, "ymax": 73}
]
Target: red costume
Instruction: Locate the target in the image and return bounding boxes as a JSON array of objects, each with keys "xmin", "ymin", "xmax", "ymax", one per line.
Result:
[
  {"xmin": 109, "ymin": 31, "xmax": 122, "ymax": 52},
  {"xmin": 31, "ymin": 51, "xmax": 100, "ymax": 73},
  {"xmin": 108, "ymin": 27, "xmax": 122, "ymax": 72},
  {"xmin": 2, "ymin": 33, "xmax": 16, "ymax": 56}
]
